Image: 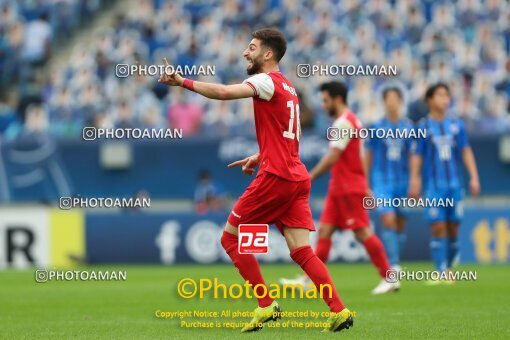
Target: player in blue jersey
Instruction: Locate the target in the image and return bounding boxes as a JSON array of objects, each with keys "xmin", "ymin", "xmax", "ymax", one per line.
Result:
[
  {"xmin": 365, "ymin": 86, "xmax": 413, "ymax": 272},
  {"xmin": 409, "ymin": 83, "xmax": 480, "ymax": 278}
]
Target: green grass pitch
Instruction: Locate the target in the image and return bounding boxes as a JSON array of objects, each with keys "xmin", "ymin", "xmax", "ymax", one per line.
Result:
[{"xmin": 1, "ymin": 263, "xmax": 509, "ymax": 339}]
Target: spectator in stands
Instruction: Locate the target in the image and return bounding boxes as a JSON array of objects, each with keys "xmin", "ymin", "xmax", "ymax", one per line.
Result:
[
  {"xmin": 21, "ymin": 12, "xmax": 51, "ymax": 66},
  {"xmin": 453, "ymin": 94, "xmax": 479, "ymax": 132},
  {"xmin": 48, "ymin": 87, "xmax": 82, "ymax": 137},
  {"xmin": 202, "ymin": 100, "xmax": 236, "ymax": 137},
  {"xmin": 3, "ymin": 0, "xmax": 510, "ymax": 138},
  {"xmin": 0, "ymin": 93, "xmax": 20, "ymax": 139},
  {"xmin": 167, "ymin": 88, "xmax": 203, "ymax": 136},
  {"xmin": 140, "ymin": 104, "xmax": 165, "ymax": 129},
  {"xmin": 13, "ymin": 104, "xmax": 50, "ymax": 143},
  {"xmin": 478, "ymin": 94, "xmax": 510, "ymax": 133},
  {"xmin": 496, "ymin": 59, "xmax": 510, "ymax": 99},
  {"xmin": 3, "ymin": 21, "xmax": 24, "ymax": 84},
  {"xmin": 114, "ymin": 100, "xmax": 137, "ymax": 129},
  {"xmin": 194, "ymin": 170, "xmax": 227, "ymax": 214}
]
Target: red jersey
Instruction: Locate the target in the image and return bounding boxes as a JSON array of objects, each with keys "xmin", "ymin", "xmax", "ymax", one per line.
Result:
[
  {"xmin": 243, "ymin": 72, "xmax": 309, "ymax": 182},
  {"xmin": 328, "ymin": 111, "xmax": 368, "ymax": 195}
]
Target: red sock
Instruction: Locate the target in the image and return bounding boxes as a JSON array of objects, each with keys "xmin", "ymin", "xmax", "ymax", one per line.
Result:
[
  {"xmin": 363, "ymin": 234, "xmax": 391, "ymax": 278},
  {"xmin": 315, "ymin": 238, "xmax": 332, "ymax": 263},
  {"xmin": 221, "ymin": 231, "xmax": 273, "ymax": 307},
  {"xmin": 290, "ymin": 245, "xmax": 345, "ymax": 313}
]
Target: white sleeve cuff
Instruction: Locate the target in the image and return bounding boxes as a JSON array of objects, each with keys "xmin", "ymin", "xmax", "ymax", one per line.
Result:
[{"xmin": 243, "ymin": 73, "xmax": 275, "ymax": 101}]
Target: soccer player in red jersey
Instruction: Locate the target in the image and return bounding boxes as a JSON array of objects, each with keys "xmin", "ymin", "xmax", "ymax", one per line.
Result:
[
  {"xmin": 280, "ymin": 81, "xmax": 399, "ymax": 294},
  {"xmin": 158, "ymin": 29, "xmax": 353, "ymax": 333}
]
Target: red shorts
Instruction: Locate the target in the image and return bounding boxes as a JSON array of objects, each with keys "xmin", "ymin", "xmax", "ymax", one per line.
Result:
[
  {"xmin": 320, "ymin": 193, "xmax": 369, "ymax": 230},
  {"xmin": 228, "ymin": 171, "xmax": 315, "ymax": 233}
]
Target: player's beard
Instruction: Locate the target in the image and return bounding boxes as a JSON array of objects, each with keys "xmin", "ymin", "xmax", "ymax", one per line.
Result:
[
  {"xmin": 328, "ymin": 107, "xmax": 337, "ymax": 118},
  {"xmin": 246, "ymin": 56, "xmax": 263, "ymax": 75}
]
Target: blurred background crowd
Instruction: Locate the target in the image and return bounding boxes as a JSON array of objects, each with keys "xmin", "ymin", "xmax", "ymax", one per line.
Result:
[{"xmin": 1, "ymin": 0, "xmax": 510, "ymax": 141}]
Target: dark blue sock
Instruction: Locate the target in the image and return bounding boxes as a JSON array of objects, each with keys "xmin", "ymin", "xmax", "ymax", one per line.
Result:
[
  {"xmin": 447, "ymin": 238, "xmax": 459, "ymax": 268},
  {"xmin": 381, "ymin": 228, "xmax": 399, "ymax": 266},
  {"xmin": 430, "ymin": 237, "xmax": 448, "ymax": 272}
]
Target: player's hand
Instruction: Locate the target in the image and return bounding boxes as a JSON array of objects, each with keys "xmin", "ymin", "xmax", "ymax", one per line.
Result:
[
  {"xmin": 470, "ymin": 178, "xmax": 480, "ymax": 197},
  {"xmin": 158, "ymin": 58, "xmax": 184, "ymax": 86},
  {"xmin": 227, "ymin": 154, "xmax": 260, "ymax": 176},
  {"xmin": 408, "ymin": 177, "xmax": 421, "ymax": 199}
]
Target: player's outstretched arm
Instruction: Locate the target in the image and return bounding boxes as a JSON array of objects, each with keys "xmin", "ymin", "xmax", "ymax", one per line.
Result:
[
  {"xmin": 191, "ymin": 81, "xmax": 254, "ymax": 100},
  {"xmin": 158, "ymin": 58, "xmax": 254, "ymax": 100},
  {"xmin": 462, "ymin": 146, "xmax": 481, "ymax": 196},
  {"xmin": 408, "ymin": 154, "xmax": 422, "ymax": 198},
  {"xmin": 309, "ymin": 148, "xmax": 342, "ymax": 181}
]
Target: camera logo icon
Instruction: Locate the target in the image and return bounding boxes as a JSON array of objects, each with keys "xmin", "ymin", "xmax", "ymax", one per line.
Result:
[
  {"xmin": 115, "ymin": 64, "xmax": 130, "ymax": 78},
  {"xmin": 59, "ymin": 197, "xmax": 73, "ymax": 210},
  {"xmin": 362, "ymin": 196, "xmax": 376, "ymax": 210},
  {"xmin": 385, "ymin": 269, "xmax": 398, "ymax": 283},
  {"xmin": 82, "ymin": 127, "xmax": 96, "ymax": 141},
  {"xmin": 326, "ymin": 127, "xmax": 340, "ymax": 141},
  {"xmin": 297, "ymin": 64, "xmax": 311, "ymax": 78},
  {"xmin": 35, "ymin": 270, "xmax": 48, "ymax": 283}
]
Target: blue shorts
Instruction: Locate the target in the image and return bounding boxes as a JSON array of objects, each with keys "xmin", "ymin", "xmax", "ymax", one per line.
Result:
[
  {"xmin": 372, "ymin": 185, "xmax": 408, "ymax": 217},
  {"xmin": 424, "ymin": 188, "xmax": 464, "ymax": 223}
]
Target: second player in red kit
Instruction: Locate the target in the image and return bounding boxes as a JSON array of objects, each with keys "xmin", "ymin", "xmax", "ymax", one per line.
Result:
[
  {"xmin": 280, "ymin": 81, "xmax": 398, "ymax": 295},
  {"xmin": 320, "ymin": 108, "xmax": 370, "ymax": 231}
]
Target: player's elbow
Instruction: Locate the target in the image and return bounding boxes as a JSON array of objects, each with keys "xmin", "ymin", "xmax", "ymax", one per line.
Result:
[
  {"xmin": 329, "ymin": 149, "xmax": 341, "ymax": 163},
  {"xmin": 215, "ymin": 86, "xmax": 231, "ymax": 100},
  {"xmin": 462, "ymin": 146, "xmax": 473, "ymax": 157},
  {"xmin": 411, "ymin": 155, "xmax": 422, "ymax": 165}
]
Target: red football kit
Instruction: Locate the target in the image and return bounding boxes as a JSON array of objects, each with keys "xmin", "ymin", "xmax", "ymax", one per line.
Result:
[
  {"xmin": 320, "ymin": 110, "xmax": 370, "ymax": 230},
  {"xmin": 221, "ymin": 72, "xmax": 347, "ymax": 313},
  {"xmin": 227, "ymin": 71, "xmax": 314, "ymax": 233}
]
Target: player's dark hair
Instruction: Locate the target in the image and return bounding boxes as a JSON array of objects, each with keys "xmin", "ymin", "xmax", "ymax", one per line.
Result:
[
  {"xmin": 382, "ymin": 86, "xmax": 403, "ymax": 100},
  {"xmin": 252, "ymin": 28, "xmax": 287, "ymax": 62},
  {"xmin": 425, "ymin": 82, "xmax": 450, "ymax": 101},
  {"xmin": 320, "ymin": 81, "xmax": 348, "ymax": 104}
]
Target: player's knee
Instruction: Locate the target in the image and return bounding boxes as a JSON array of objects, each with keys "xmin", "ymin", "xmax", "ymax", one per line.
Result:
[
  {"xmin": 318, "ymin": 224, "xmax": 334, "ymax": 239},
  {"xmin": 381, "ymin": 213, "xmax": 397, "ymax": 229},
  {"xmin": 354, "ymin": 227, "xmax": 372, "ymax": 242},
  {"xmin": 220, "ymin": 229, "xmax": 238, "ymax": 253},
  {"xmin": 396, "ymin": 217, "xmax": 406, "ymax": 232},
  {"xmin": 431, "ymin": 222, "xmax": 447, "ymax": 237},
  {"xmin": 447, "ymin": 222, "xmax": 459, "ymax": 237},
  {"xmin": 220, "ymin": 232, "xmax": 228, "ymax": 250},
  {"xmin": 283, "ymin": 226, "xmax": 310, "ymax": 251}
]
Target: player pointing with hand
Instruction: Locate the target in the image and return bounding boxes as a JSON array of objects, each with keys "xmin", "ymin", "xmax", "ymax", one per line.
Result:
[
  {"xmin": 227, "ymin": 153, "xmax": 260, "ymax": 176},
  {"xmin": 159, "ymin": 28, "xmax": 353, "ymax": 333}
]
